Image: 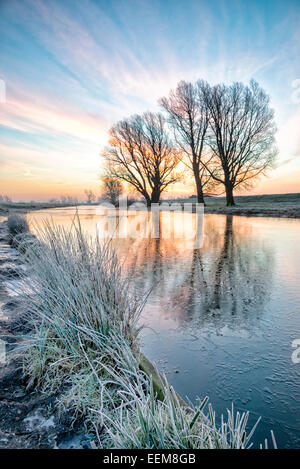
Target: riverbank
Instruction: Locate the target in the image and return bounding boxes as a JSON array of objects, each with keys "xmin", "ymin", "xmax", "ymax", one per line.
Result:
[
  {"xmin": 0, "ymin": 202, "xmax": 80, "ymax": 216},
  {"xmin": 168, "ymin": 193, "xmax": 300, "ymax": 219},
  {"xmin": 203, "ymin": 206, "xmax": 300, "ymax": 218},
  {"xmin": 0, "ymin": 218, "xmax": 92, "ymax": 448}
]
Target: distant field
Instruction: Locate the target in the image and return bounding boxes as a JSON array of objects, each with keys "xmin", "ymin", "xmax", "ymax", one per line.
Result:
[
  {"xmin": 0, "ymin": 201, "xmax": 81, "ymax": 213},
  {"xmin": 164, "ymin": 193, "xmax": 300, "ymax": 209}
]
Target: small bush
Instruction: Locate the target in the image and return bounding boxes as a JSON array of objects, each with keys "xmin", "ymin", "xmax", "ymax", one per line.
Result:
[{"xmin": 7, "ymin": 214, "xmax": 29, "ymax": 237}]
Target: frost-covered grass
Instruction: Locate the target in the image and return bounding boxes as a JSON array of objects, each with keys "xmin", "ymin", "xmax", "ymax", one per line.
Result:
[
  {"xmin": 20, "ymin": 218, "xmax": 272, "ymax": 449},
  {"xmin": 22, "ymin": 219, "xmax": 143, "ymax": 387},
  {"xmin": 7, "ymin": 214, "xmax": 29, "ymax": 238}
]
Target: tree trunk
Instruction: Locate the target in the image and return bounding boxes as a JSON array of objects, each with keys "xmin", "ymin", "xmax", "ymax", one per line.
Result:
[
  {"xmin": 195, "ymin": 172, "xmax": 205, "ymax": 205},
  {"xmin": 225, "ymin": 185, "xmax": 235, "ymax": 206},
  {"xmin": 150, "ymin": 187, "xmax": 161, "ymax": 205},
  {"xmin": 143, "ymin": 192, "xmax": 151, "ymax": 207}
]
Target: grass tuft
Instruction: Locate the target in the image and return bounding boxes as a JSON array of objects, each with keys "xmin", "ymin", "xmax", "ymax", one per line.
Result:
[{"xmin": 7, "ymin": 214, "xmax": 29, "ymax": 238}]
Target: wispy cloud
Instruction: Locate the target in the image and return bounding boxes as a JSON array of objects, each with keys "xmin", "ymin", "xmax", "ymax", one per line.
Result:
[{"xmin": 2, "ymin": 89, "xmax": 108, "ymax": 144}]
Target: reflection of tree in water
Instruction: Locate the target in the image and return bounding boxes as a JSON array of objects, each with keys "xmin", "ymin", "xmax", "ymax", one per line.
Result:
[
  {"xmin": 114, "ymin": 212, "xmax": 167, "ymax": 294},
  {"xmin": 113, "ymin": 211, "xmax": 191, "ymax": 295},
  {"xmin": 112, "ymin": 212, "xmax": 274, "ymax": 334},
  {"xmin": 168, "ymin": 215, "xmax": 274, "ymax": 333}
]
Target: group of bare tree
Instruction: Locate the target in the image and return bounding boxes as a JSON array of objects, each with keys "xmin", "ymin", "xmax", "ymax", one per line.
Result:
[
  {"xmin": 0, "ymin": 194, "xmax": 12, "ymax": 203},
  {"xmin": 84, "ymin": 189, "xmax": 96, "ymax": 204},
  {"xmin": 102, "ymin": 79, "xmax": 277, "ymax": 206}
]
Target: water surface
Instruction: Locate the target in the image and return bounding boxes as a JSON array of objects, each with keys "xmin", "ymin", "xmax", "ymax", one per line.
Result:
[{"xmin": 28, "ymin": 206, "xmax": 300, "ymax": 448}]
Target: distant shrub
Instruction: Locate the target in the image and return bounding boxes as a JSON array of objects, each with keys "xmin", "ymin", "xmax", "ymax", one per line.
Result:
[
  {"xmin": 0, "ymin": 194, "xmax": 12, "ymax": 204},
  {"xmin": 7, "ymin": 214, "xmax": 29, "ymax": 238}
]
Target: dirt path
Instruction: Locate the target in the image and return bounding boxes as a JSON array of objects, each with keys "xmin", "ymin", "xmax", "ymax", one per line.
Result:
[{"xmin": 0, "ymin": 219, "xmax": 90, "ymax": 449}]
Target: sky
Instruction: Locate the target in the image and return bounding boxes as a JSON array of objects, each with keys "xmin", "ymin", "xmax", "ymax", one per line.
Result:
[{"xmin": 0, "ymin": 0, "xmax": 300, "ymax": 201}]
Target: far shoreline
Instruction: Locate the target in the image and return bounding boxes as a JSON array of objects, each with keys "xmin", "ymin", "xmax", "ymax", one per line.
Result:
[
  {"xmin": 200, "ymin": 206, "xmax": 300, "ymax": 218},
  {"xmin": 1, "ymin": 192, "xmax": 300, "ymax": 219}
]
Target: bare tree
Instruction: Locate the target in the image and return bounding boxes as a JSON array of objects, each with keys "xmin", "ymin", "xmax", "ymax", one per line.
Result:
[
  {"xmin": 84, "ymin": 189, "xmax": 96, "ymax": 204},
  {"xmin": 103, "ymin": 112, "xmax": 181, "ymax": 206},
  {"xmin": 0, "ymin": 194, "xmax": 12, "ymax": 203},
  {"xmin": 60, "ymin": 195, "xmax": 78, "ymax": 205},
  {"xmin": 160, "ymin": 80, "xmax": 217, "ymax": 204},
  {"xmin": 202, "ymin": 79, "xmax": 277, "ymax": 206},
  {"xmin": 101, "ymin": 173, "xmax": 123, "ymax": 206}
]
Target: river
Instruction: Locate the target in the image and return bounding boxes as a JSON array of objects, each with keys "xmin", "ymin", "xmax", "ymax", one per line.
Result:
[{"xmin": 28, "ymin": 205, "xmax": 300, "ymax": 448}]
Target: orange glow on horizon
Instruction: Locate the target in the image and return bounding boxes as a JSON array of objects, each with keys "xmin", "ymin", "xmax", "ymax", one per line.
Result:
[{"xmin": 1, "ymin": 174, "xmax": 300, "ymax": 202}]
